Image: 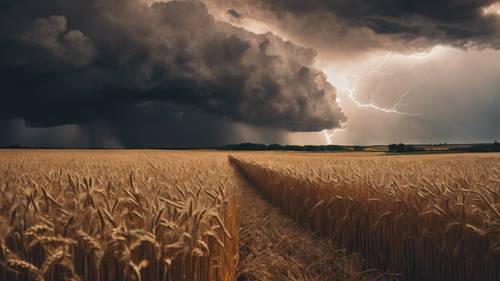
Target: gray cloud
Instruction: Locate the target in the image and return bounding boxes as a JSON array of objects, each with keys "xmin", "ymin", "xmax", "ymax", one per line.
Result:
[
  {"xmin": 21, "ymin": 15, "xmax": 96, "ymax": 66},
  {"xmin": 0, "ymin": 0, "xmax": 345, "ymax": 146},
  {"xmin": 227, "ymin": 8, "xmax": 242, "ymax": 19},
  {"xmin": 206, "ymin": 0, "xmax": 500, "ymax": 59}
]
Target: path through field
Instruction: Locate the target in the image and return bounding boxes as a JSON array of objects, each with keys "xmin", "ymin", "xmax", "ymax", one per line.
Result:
[{"xmin": 233, "ymin": 168, "xmax": 367, "ymax": 281}]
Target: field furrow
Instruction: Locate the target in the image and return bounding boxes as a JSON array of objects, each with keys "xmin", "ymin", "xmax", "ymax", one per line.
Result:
[
  {"xmin": 229, "ymin": 154, "xmax": 500, "ymax": 281},
  {"xmin": 233, "ymin": 165, "xmax": 379, "ymax": 281}
]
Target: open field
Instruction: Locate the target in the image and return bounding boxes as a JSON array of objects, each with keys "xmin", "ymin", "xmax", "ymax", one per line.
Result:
[
  {"xmin": 231, "ymin": 152, "xmax": 500, "ymax": 280},
  {"xmin": 0, "ymin": 150, "xmax": 239, "ymax": 281},
  {"xmin": 1, "ymin": 150, "xmax": 500, "ymax": 281}
]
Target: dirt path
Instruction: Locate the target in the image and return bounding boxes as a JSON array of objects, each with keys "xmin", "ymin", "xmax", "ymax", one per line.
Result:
[{"xmin": 234, "ymin": 170, "xmax": 368, "ymax": 281}]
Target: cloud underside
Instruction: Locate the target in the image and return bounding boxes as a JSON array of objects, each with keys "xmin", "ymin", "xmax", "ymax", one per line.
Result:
[
  {"xmin": 0, "ymin": 0, "xmax": 346, "ymax": 146},
  {"xmin": 208, "ymin": 0, "xmax": 500, "ymax": 58}
]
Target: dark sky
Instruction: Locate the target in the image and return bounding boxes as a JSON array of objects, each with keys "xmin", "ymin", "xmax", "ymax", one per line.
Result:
[{"xmin": 1, "ymin": 0, "xmax": 499, "ymax": 147}]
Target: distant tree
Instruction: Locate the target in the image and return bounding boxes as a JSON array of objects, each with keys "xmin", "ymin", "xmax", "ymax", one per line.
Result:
[
  {"xmin": 388, "ymin": 144, "xmax": 398, "ymax": 152},
  {"xmin": 268, "ymin": 144, "xmax": 283, "ymax": 150},
  {"xmin": 353, "ymin": 146, "xmax": 365, "ymax": 151},
  {"xmin": 388, "ymin": 143, "xmax": 416, "ymax": 153},
  {"xmin": 493, "ymin": 141, "xmax": 499, "ymax": 151},
  {"xmin": 221, "ymin": 143, "xmax": 349, "ymax": 152},
  {"xmin": 225, "ymin": 143, "xmax": 267, "ymax": 150}
]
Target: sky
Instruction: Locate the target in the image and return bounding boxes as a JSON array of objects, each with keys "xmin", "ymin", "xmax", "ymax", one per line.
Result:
[{"xmin": 0, "ymin": 0, "xmax": 499, "ymax": 147}]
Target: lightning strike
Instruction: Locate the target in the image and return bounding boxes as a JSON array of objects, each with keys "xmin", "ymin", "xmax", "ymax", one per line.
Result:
[
  {"xmin": 321, "ymin": 47, "xmax": 442, "ymax": 144},
  {"xmin": 339, "ymin": 85, "xmax": 423, "ymax": 116},
  {"xmin": 322, "ymin": 128, "xmax": 345, "ymax": 145}
]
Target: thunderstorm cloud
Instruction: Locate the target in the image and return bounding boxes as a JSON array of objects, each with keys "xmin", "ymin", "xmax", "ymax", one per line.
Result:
[
  {"xmin": 207, "ymin": 0, "xmax": 500, "ymax": 59},
  {"xmin": 0, "ymin": 0, "xmax": 344, "ymax": 146},
  {"xmin": 1, "ymin": 0, "xmax": 499, "ymax": 146}
]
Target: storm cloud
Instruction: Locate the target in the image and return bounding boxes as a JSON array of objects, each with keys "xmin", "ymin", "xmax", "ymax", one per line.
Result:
[
  {"xmin": 207, "ymin": 0, "xmax": 500, "ymax": 59},
  {"xmin": 0, "ymin": 0, "xmax": 345, "ymax": 146},
  {"xmin": 2, "ymin": 0, "xmax": 499, "ymax": 147}
]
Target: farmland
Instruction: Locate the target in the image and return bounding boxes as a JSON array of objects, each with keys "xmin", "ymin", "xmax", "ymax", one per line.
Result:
[
  {"xmin": 1, "ymin": 150, "xmax": 500, "ymax": 281},
  {"xmin": 0, "ymin": 151, "xmax": 239, "ymax": 281},
  {"xmin": 230, "ymin": 152, "xmax": 500, "ymax": 280}
]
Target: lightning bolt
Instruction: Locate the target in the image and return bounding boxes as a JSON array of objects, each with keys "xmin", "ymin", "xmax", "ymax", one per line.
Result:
[
  {"xmin": 338, "ymin": 83, "xmax": 423, "ymax": 117},
  {"xmin": 322, "ymin": 128, "xmax": 343, "ymax": 145},
  {"xmin": 322, "ymin": 129, "xmax": 338, "ymax": 145},
  {"xmin": 322, "ymin": 128, "xmax": 359, "ymax": 145},
  {"xmin": 322, "ymin": 47, "xmax": 441, "ymax": 144}
]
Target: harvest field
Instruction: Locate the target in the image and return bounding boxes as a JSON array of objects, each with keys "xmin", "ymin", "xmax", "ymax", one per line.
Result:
[
  {"xmin": 230, "ymin": 152, "xmax": 500, "ymax": 281},
  {"xmin": 0, "ymin": 151, "xmax": 239, "ymax": 281},
  {"xmin": 1, "ymin": 150, "xmax": 500, "ymax": 281}
]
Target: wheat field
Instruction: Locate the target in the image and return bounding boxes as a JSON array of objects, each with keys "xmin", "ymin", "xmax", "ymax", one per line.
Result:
[
  {"xmin": 0, "ymin": 150, "xmax": 239, "ymax": 281},
  {"xmin": 230, "ymin": 152, "xmax": 500, "ymax": 281},
  {"xmin": 1, "ymin": 150, "xmax": 499, "ymax": 281}
]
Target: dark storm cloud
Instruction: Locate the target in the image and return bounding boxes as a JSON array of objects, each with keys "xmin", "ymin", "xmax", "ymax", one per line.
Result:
[
  {"xmin": 293, "ymin": 0, "xmax": 497, "ymax": 39},
  {"xmin": 207, "ymin": 0, "xmax": 500, "ymax": 58},
  {"xmin": 227, "ymin": 9, "xmax": 242, "ymax": 19},
  {"xmin": 0, "ymin": 0, "xmax": 345, "ymax": 146}
]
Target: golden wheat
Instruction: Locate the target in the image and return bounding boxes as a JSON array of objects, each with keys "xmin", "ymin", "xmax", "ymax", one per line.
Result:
[
  {"xmin": 230, "ymin": 153, "xmax": 500, "ymax": 281},
  {"xmin": 0, "ymin": 150, "xmax": 239, "ymax": 281}
]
